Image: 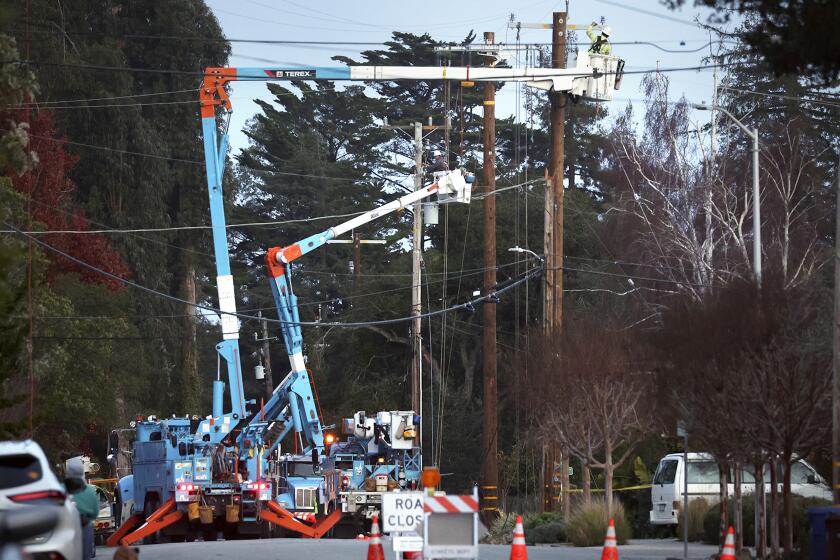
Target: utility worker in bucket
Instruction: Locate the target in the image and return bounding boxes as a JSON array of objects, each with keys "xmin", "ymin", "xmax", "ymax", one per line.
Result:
[
  {"xmin": 587, "ymin": 22, "xmax": 612, "ymax": 55},
  {"xmin": 425, "ymin": 149, "xmax": 449, "ymax": 174}
]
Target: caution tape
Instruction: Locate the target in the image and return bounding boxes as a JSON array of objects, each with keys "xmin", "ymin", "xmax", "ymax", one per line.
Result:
[{"xmin": 559, "ymin": 484, "xmax": 653, "ymax": 494}]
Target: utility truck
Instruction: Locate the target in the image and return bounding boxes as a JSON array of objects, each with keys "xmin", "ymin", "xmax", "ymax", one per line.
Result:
[
  {"xmin": 333, "ymin": 411, "xmax": 421, "ymax": 533},
  {"xmin": 107, "ymin": 47, "xmax": 622, "ymax": 546}
]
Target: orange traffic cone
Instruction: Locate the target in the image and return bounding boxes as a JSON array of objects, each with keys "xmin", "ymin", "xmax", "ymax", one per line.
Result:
[
  {"xmin": 720, "ymin": 526, "xmax": 736, "ymax": 560},
  {"xmin": 509, "ymin": 515, "xmax": 528, "ymax": 560},
  {"xmin": 600, "ymin": 518, "xmax": 619, "ymax": 560},
  {"xmin": 367, "ymin": 515, "xmax": 385, "ymax": 560}
]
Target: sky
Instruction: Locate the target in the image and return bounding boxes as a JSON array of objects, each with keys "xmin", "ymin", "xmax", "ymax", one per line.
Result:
[{"xmin": 203, "ymin": 0, "xmax": 730, "ymax": 151}]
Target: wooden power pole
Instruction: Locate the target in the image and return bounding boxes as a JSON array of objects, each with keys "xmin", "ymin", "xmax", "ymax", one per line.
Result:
[
  {"xmin": 481, "ymin": 31, "xmax": 499, "ymax": 521},
  {"xmin": 381, "ymin": 118, "xmax": 446, "ymax": 418},
  {"xmin": 543, "ymin": 10, "xmax": 568, "ymax": 515},
  {"xmin": 833, "ymin": 152, "xmax": 840, "ymax": 505}
]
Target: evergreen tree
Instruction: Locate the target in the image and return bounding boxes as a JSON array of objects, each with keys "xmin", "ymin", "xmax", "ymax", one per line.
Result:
[{"xmin": 13, "ymin": 0, "xmax": 230, "ymax": 415}]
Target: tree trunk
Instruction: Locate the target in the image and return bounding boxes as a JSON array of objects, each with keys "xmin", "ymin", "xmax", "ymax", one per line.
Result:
[
  {"xmin": 181, "ymin": 261, "xmax": 200, "ymax": 412},
  {"xmin": 782, "ymin": 458, "xmax": 793, "ymax": 553},
  {"xmin": 582, "ymin": 459, "xmax": 592, "ymax": 506},
  {"xmin": 770, "ymin": 460, "xmax": 780, "ymax": 558},
  {"xmin": 755, "ymin": 461, "xmax": 766, "ymax": 560},
  {"xmin": 733, "ymin": 462, "xmax": 743, "ymax": 551},
  {"xmin": 605, "ymin": 441, "xmax": 614, "ymax": 517},
  {"xmin": 460, "ymin": 338, "xmax": 477, "ymax": 399},
  {"xmin": 718, "ymin": 462, "xmax": 729, "ymax": 552},
  {"xmin": 561, "ymin": 453, "xmax": 570, "ymax": 521}
]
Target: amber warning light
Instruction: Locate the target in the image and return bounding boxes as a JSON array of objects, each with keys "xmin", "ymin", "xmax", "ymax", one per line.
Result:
[{"xmin": 421, "ymin": 466, "xmax": 441, "ymax": 489}]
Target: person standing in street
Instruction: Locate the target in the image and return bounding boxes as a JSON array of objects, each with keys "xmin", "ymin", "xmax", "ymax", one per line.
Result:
[{"xmin": 65, "ymin": 457, "xmax": 99, "ymax": 558}]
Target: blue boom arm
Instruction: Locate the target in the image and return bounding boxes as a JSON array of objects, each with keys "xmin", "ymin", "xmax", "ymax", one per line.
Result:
[{"xmin": 258, "ymin": 177, "xmax": 471, "ymax": 455}]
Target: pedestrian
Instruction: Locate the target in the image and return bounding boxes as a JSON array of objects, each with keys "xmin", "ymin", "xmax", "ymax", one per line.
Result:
[
  {"xmin": 587, "ymin": 22, "xmax": 612, "ymax": 55},
  {"xmin": 65, "ymin": 456, "xmax": 99, "ymax": 558}
]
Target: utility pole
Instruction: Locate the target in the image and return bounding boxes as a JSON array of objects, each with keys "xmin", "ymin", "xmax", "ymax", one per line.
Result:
[
  {"xmin": 381, "ymin": 118, "xmax": 447, "ymax": 432},
  {"xmin": 353, "ymin": 232, "xmax": 362, "ymax": 280},
  {"xmin": 412, "ymin": 121, "xmax": 424, "ymax": 416},
  {"xmin": 542, "ymin": 10, "xmax": 568, "ymax": 515},
  {"xmin": 833, "ymin": 152, "xmax": 840, "ymax": 505},
  {"xmin": 258, "ymin": 311, "xmax": 274, "ymax": 400},
  {"xmin": 481, "ymin": 31, "xmax": 499, "ymax": 522}
]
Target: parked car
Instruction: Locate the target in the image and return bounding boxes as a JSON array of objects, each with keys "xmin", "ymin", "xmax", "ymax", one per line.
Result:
[
  {"xmin": 0, "ymin": 506, "xmax": 60, "ymax": 560},
  {"xmin": 649, "ymin": 452, "xmax": 832, "ymax": 526},
  {"xmin": 92, "ymin": 486, "xmax": 115, "ymax": 544},
  {"xmin": 0, "ymin": 440, "xmax": 83, "ymax": 559}
]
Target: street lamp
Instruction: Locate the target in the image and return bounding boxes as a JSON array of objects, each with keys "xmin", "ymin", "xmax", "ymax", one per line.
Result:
[
  {"xmin": 508, "ymin": 246, "xmax": 543, "ymax": 262},
  {"xmin": 693, "ymin": 102, "xmax": 762, "ymax": 285}
]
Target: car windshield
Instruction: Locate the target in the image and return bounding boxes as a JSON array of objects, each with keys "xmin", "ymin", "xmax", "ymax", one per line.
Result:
[
  {"xmin": 0, "ymin": 453, "xmax": 43, "ymax": 489},
  {"xmin": 653, "ymin": 459, "xmax": 677, "ymax": 484}
]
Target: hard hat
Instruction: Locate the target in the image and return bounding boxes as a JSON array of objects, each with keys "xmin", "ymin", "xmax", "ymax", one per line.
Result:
[
  {"xmin": 432, "ymin": 149, "xmax": 442, "ymax": 157},
  {"xmin": 601, "ymin": 26, "xmax": 612, "ymax": 37},
  {"xmin": 65, "ymin": 457, "xmax": 85, "ymax": 480}
]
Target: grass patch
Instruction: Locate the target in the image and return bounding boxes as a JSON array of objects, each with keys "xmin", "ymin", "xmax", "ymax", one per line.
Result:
[{"xmin": 566, "ymin": 497, "xmax": 632, "ymax": 547}]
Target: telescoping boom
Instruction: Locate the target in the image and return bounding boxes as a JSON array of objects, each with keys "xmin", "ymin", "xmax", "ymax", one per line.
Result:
[{"xmin": 109, "ymin": 50, "xmax": 625, "ymax": 547}]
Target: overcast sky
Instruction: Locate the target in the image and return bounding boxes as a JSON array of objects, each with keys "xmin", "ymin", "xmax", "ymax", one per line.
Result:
[{"xmin": 204, "ymin": 0, "xmax": 730, "ymax": 151}]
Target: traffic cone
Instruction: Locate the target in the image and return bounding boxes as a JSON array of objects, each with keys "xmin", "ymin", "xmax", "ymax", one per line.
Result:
[
  {"xmin": 366, "ymin": 515, "xmax": 385, "ymax": 560},
  {"xmin": 720, "ymin": 526, "xmax": 736, "ymax": 560},
  {"xmin": 509, "ymin": 515, "xmax": 527, "ymax": 560},
  {"xmin": 600, "ymin": 518, "xmax": 619, "ymax": 560}
]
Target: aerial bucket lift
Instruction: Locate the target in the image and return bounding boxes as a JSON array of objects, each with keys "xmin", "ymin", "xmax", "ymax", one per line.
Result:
[{"xmin": 113, "ymin": 43, "xmax": 624, "ymax": 544}]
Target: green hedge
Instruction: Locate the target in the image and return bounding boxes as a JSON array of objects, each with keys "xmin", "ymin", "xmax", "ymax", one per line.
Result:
[
  {"xmin": 524, "ymin": 511, "xmax": 565, "ymax": 544},
  {"xmin": 702, "ymin": 494, "xmax": 831, "ymax": 550}
]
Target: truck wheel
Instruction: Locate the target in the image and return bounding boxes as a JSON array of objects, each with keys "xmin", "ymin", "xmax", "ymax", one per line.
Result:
[
  {"xmin": 202, "ymin": 528, "xmax": 217, "ymax": 542},
  {"xmin": 260, "ymin": 522, "xmax": 273, "ymax": 539},
  {"xmin": 143, "ymin": 495, "xmax": 160, "ymax": 544}
]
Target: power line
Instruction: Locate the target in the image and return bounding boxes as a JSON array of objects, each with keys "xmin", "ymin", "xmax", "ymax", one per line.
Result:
[
  {"xmin": 6, "ymin": 222, "xmax": 541, "ymax": 328},
  {"xmin": 18, "ymin": 21, "xmax": 721, "ymax": 48},
  {"xmin": 13, "ymin": 191, "xmax": 214, "ymax": 259},
  {"xmin": 555, "ymin": 265, "xmax": 717, "ymax": 289},
  {"xmin": 12, "ymin": 88, "xmax": 199, "ymax": 106},
  {"xmin": 0, "ymin": 179, "xmax": 536, "ymax": 235},
  {"xmin": 720, "ymin": 85, "xmax": 840, "ymax": 109},
  {"xmin": 0, "ymin": 210, "xmax": 367, "ymax": 234},
  {"xmin": 9, "ymin": 100, "xmax": 198, "ymax": 110},
  {"xmin": 27, "ymin": 134, "xmax": 202, "ymax": 164},
  {"xmin": 25, "ymin": 134, "xmax": 364, "ymax": 181},
  {"xmin": 593, "ymin": 0, "xmax": 701, "ymax": 27},
  {"xmin": 32, "ymin": 334, "xmax": 218, "ymax": 341}
]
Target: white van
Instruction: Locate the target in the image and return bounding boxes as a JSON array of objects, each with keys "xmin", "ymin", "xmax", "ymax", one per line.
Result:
[{"xmin": 649, "ymin": 452, "xmax": 832, "ymax": 525}]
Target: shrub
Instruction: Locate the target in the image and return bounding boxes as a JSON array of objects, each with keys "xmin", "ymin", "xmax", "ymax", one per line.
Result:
[
  {"xmin": 523, "ymin": 511, "xmax": 565, "ymax": 544},
  {"xmin": 676, "ymin": 497, "xmax": 709, "ymax": 542},
  {"xmin": 566, "ymin": 498, "xmax": 632, "ymax": 547},
  {"xmin": 703, "ymin": 496, "xmax": 754, "ymax": 546},
  {"xmin": 526, "ymin": 522, "xmax": 565, "ymax": 545},
  {"xmin": 524, "ymin": 511, "xmax": 563, "ymax": 532},
  {"xmin": 701, "ymin": 494, "xmax": 830, "ymax": 551},
  {"xmin": 482, "ymin": 510, "xmax": 517, "ymax": 544}
]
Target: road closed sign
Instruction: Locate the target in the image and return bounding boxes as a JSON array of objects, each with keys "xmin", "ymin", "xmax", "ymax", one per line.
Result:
[{"xmin": 381, "ymin": 492, "xmax": 424, "ymax": 533}]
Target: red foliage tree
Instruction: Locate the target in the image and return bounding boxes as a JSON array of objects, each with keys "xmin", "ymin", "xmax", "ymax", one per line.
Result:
[{"xmin": 9, "ymin": 109, "xmax": 129, "ymax": 289}]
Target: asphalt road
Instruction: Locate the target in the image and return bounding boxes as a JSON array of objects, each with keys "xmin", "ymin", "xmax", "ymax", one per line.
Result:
[{"xmin": 97, "ymin": 538, "xmax": 719, "ymax": 559}]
